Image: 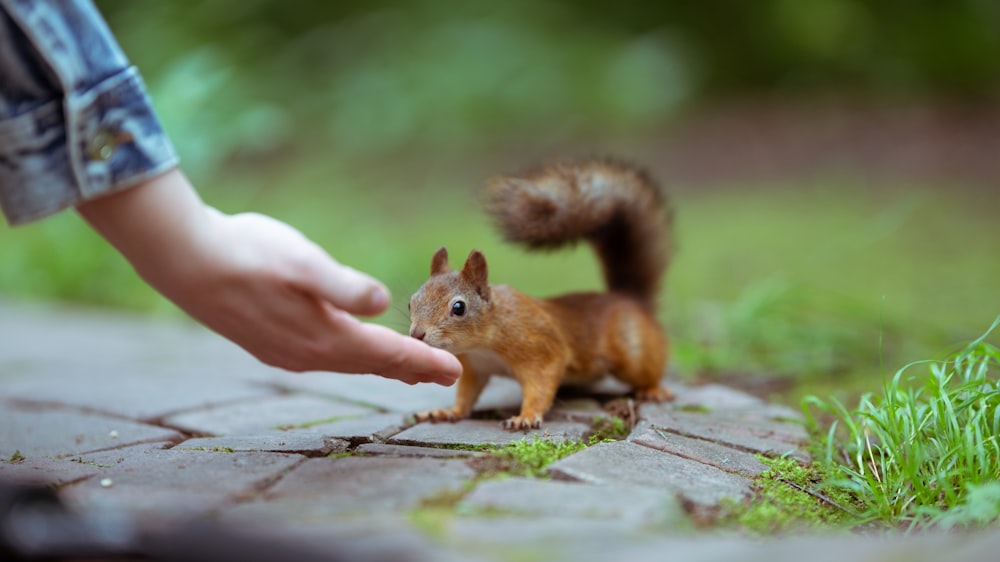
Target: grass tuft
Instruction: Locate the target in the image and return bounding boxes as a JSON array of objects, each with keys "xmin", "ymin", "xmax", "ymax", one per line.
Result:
[{"xmin": 804, "ymin": 315, "xmax": 1000, "ymax": 531}]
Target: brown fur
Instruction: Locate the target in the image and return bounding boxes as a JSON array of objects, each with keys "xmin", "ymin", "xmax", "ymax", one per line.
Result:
[{"xmin": 409, "ymin": 159, "xmax": 674, "ymax": 431}]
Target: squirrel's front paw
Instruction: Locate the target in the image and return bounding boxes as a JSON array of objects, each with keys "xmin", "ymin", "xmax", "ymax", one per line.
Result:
[
  {"xmin": 414, "ymin": 408, "xmax": 467, "ymax": 424},
  {"xmin": 501, "ymin": 413, "xmax": 543, "ymax": 431}
]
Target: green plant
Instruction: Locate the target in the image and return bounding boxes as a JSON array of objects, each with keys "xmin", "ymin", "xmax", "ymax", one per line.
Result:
[
  {"xmin": 494, "ymin": 437, "xmax": 590, "ymax": 478},
  {"xmin": 589, "ymin": 415, "xmax": 630, "ymax": 441},
  {"xmin": 465, "ymin": 436, "xmax": 593, "ymax": 479},
  {"xmin": 804, "ymin": 315, "xmax": 1000, "ymax": 531},
  {"xmin": 727, "ymin": 456, "xmax": 858, "ymax": 534}
]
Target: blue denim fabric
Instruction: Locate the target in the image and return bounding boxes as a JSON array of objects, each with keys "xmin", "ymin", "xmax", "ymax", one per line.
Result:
[{"xmin": 0, "ymin": 0, "xmax": 178, "ymax": 226}]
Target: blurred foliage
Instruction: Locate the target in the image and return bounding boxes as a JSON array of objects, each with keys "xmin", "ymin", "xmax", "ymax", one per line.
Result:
[{"xmin": 95, "ymin": 0, "xmax": 1000, "ymax": 178}]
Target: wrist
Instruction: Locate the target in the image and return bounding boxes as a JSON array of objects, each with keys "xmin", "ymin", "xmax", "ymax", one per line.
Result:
[{"xmin": 76, "ymin": 168, "xmax": 216, "ymax": 293}]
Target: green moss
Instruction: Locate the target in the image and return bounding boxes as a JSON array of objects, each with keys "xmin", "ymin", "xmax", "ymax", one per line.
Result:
[
  {"xmin": 588, "ymin": 415, "xmax": 630, "ymax": 441},
  {"xmin": 491, "ymin": 437, "xmax": 590, "ymax": 478},
  {"xmin": 724, "ymin": 456, "xmax": 858, "ymax": 534},
  {"xmin": 410, "ymin": 435, "xmax": 603, "ymax": 540},
  {"xmin": 327, "ymin": 451, "xmax": 356, "ymax": 459},
  {"xmin": 429, "ymin": 442, "xmax": 499, "ymax": 452},
  {"xmin": 69, "ymin": 456, "xmax": 112, "ymax": 469},
  {"xmin": 276, "ymin": 414, "xmax": 362, "ymax": 431},
  {"xmin": 7, "ymin": 450, "xmax": 25, "ymax": 463},
  {"xmin": 408, "ymin": 480, "xmax": 478, "ymax": 539}
]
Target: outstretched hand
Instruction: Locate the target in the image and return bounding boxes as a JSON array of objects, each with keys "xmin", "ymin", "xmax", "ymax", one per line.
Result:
[{"xmin": 78, "ymin": 169, "xmax": 461, "ymax": 385}]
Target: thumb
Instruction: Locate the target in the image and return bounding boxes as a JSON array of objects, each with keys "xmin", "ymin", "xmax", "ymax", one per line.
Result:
[{"xmin": 299, "ymin": 253, "xmax": 390, "ymax": 316}]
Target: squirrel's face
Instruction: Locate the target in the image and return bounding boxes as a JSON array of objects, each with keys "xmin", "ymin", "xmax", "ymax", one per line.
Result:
[{"xmin": 408, "ymin": 247, "xmax": 491, "ymax": 353}]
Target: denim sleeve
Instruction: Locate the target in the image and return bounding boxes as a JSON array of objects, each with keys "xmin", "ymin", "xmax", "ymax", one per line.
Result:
[{"xmin": 0, "ymin": 0, "xmax": 178, "ymax": 226}]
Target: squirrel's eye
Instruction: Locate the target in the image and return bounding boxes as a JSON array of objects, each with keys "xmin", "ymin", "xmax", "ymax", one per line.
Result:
[{"xmin": 451, "ymin": 300, "xmax": 466, "ymax": 317}]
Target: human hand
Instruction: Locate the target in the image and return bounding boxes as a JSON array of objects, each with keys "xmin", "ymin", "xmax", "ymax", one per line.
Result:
[{"xmin": 78, "ymin": 169, "xmax": 461, "ymax": 385}]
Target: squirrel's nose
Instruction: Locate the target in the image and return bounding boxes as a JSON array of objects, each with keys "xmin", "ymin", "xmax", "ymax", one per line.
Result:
[{"xmin": 410, "ymin": 327, "xmax": 426, "ymax": 341}]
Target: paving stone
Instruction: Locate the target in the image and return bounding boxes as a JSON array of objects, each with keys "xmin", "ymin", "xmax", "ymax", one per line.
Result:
[
  {"xmin": 643, "ymin": 385, "xmax": 804, "ymax": 422},
  {"xmin": 640, "ymin": 409, "xmax": 808, "ymax": 461},
  {"xmin": 268, "ymin": 372, "xmax": 524, "ymax": 413},
  {"xmin": 161, "ymin": 394, "xmax": 379, "ymax": 436},
  {"xmin": 710, "ymin": 410, "xmax": 810, "ymax": 444},
  {"xmin": 211, "ymin": 519, "xmax": 471, "ymax": 562},
  {"xmin": 0, "ymin": 365, "xmax": 279, "ymax": 421},
  {"xmin": 547, "ymin": 441, "xmax": 752, "ymax": 513},
  {"xmin": 0, "ymin": 441, "xmax": 178, "ymax": 488},
  {"xmin": 0, "ymin": 401, "xmax": 183, "ymax": 459},
  {"xmin": 221, "ymin": 456, "xmax": 475, "ymax": 523},
  {"xmin": 458, "ymin": 478, "xmax": 685, "ymax": 527},
  {"xmin": 669, "ymin": 383, "xmax": 765, "ymax": 411},
  {"xmin": 293, "ymin": 412, "xmax": 409, "ymax": 444},
  {"xmin": 174, "ymin": 434, "xmax": 349, "ymax": 455},
  {"xmin": 0, "ymin": 301, "xmax": 282, "ymax": 383},
  {"xmin": 355, "ymin": 443, "xmax": 486, "ymax": 459},
  {"xmin": 629, "ymin": 421, "xmax": 769, "ymax": 477},
  {"xmin": 446, "ymin": 516, "xmax": 641, "ymax": 552},
  {"xmin": 60, "ymin": 447, "xmax": 305, "ymax": 525},
  {"xmin": 388, "ymin": 419, "xmax": 591, "ymax": 447},
  {"xmin": 0, "ymin": 300, "xmax": 227, "ymax": 367},
  {"xmin": 0, "ymin": 456, "xmax": 102, "ymax": 487}
]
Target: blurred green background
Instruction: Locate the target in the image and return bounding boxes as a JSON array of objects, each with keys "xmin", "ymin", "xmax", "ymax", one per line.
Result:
[{"xmin": 2, "ymin": 0, "xmax": 999, "ymax": 405}]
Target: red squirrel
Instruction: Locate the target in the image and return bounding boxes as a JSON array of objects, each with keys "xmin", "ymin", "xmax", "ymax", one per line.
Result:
[{"xmin": 408, "ymin": 158, "xmax": 674, "ymax": 430}]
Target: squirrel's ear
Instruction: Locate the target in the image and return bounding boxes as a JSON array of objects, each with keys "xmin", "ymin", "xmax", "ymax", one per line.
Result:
[
  {"xmin": 461, "ymin": 249, "xmax": 490, "ymax": 300},
  {"xmin": 430, "ymin": 246, "xmax": 450, "ymax": 276}
]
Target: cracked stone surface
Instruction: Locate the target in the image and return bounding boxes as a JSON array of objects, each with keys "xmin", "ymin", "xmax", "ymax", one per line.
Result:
[
  {"xmin": 175, "ymin": 434, "xmax": 350, "ymax": 455},
  {"xmin": 220, "ymin": 457, "xmax": 475, "ymax": 524},
  {"xmin": 547, "ymin": 441, "xmax": 753, "ymax": 513},
  {"xmin": 458, "ymin": 477, "xmax": 685, "ymax": 526},
  {"xmin": 161, "ymin": 394, "xmax": 379, "ymax": 436},
  {"xmin": 0, "ymin": 402, "xmax": 183, "ymax": 459},
  {"xmin": 0, "ymin": 299, "xmax": 993, "ymax": 562},
  {"xmin": 629, "ymin": 421, "xmax": 770, "ymax": 477}
]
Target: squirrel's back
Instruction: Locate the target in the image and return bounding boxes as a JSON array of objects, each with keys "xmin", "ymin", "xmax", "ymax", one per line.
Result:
[{"xmin": 482, "ymin": 158, "xmax": 673, "ymax": 311}]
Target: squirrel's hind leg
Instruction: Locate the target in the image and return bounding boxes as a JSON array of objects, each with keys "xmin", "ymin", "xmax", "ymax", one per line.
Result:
[{"xmin": 609, "ymin": 309, "xmax": 674, "ymax": 403}]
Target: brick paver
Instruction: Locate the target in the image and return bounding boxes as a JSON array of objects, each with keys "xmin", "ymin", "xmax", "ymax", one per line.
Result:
[{"xmin": 0, "ymin": 299, "xmax": 994, "ymax": 562}]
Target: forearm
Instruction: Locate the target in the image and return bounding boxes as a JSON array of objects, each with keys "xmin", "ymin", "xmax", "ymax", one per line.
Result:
[{"xmin": 76, "ymin": 168, "xmax": 211, "ymax": 289}]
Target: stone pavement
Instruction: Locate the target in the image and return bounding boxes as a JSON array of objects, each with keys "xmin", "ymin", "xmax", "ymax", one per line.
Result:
[{"xmin": 1, "ymin": 299, "xmax": 998, "ymax": 561}]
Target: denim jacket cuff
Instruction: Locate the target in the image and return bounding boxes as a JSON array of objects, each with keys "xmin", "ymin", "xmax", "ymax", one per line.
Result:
[{"xmin": 0, "ymin": 66, "xmax": 179, "ymax": 226}]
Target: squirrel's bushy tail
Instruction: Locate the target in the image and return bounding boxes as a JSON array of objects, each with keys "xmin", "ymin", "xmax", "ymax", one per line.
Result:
[{"xmin": 483, "ymin": 158, "xmax": 672, "ymax": 311}]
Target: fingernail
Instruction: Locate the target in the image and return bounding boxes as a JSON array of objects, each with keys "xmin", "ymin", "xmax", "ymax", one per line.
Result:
[{"xmin": 369, "ymin": 285, "xmax": 389, "ymax": 310}]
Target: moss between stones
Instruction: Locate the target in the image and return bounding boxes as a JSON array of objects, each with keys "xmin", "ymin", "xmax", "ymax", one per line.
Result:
[
  {"xmin": 68, "ymin": 456, "xmax": 112, "ymax": 469},
  {"xmin": 6, "ymin": 450, "xmax": 25, "ymax": 463},
  {"xmin": 276, "ymin": 414, "xmax": 363, "ymax": 431},
  {"xmin": 467, "ymin": 436, "xmax": 597, "ymax": 479},
  {"xmin": 326, "ymin": 451, "xmax": 357, "ymax": 459},
  {"xmin": 409, "ymin": 480, "xmax": 479, "ymax": 539},
  {"xmin": 177, "ymin": 446, "xmax": 236, "ymax": 453},
  {"xmin": 588, "ymin": 415, "xmax": 630, "ymax": 441},
  {"xmin": 722, "ymin": 456, "xmax": 859, "ymax": 534}
]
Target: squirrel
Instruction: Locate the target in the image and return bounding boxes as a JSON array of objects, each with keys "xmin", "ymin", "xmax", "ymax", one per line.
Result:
[{"xmin": 408, "ymin": 158, "xmax": 675, "ymax": 431}]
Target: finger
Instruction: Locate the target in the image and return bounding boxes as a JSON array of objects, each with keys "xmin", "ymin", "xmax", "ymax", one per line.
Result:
[
  {"xmin": 345, "ymin": 322, "xmax": 462, "ymax": 385},
  {"xmin": 298, "ymin": 253, "xmax": 390, "ymax": 317}
]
